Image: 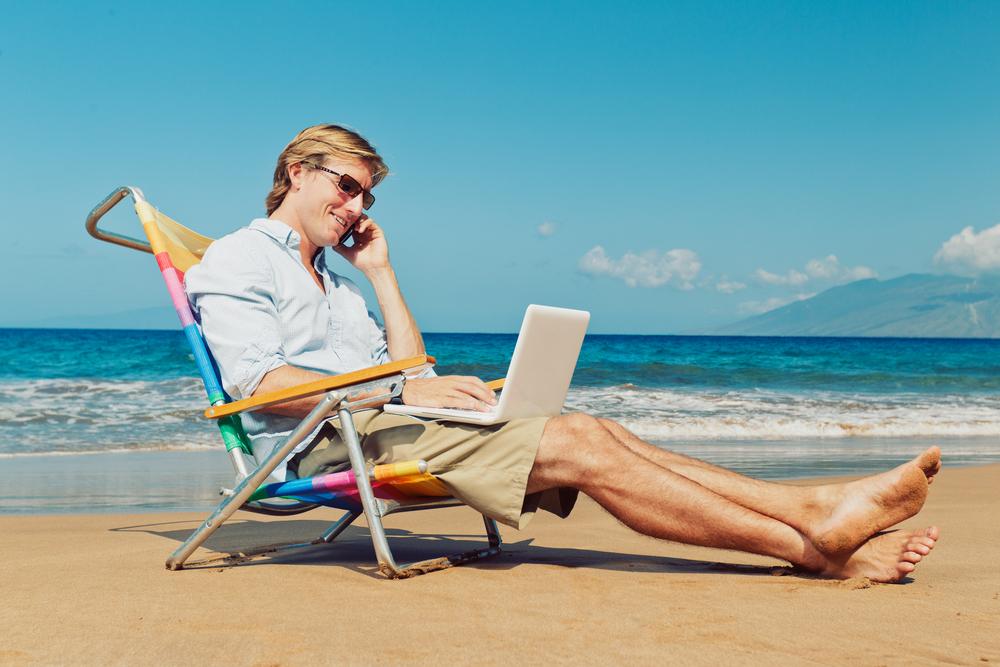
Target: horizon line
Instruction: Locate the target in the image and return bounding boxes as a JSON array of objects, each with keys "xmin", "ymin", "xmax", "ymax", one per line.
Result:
[{"xmin": 0, "ymin": 325, "xmax": 997, "ymax": 342}]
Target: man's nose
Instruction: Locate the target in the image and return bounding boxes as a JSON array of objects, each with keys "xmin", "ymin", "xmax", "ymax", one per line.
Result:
[{"xmin": 343, "ymin": 193, "xmax": 364, "ymax": 220}]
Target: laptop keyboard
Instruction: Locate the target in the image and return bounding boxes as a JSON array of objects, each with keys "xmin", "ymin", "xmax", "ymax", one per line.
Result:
[{"xmin": 416, "ymin": 405, "xmax": 498, "ymax": 419}]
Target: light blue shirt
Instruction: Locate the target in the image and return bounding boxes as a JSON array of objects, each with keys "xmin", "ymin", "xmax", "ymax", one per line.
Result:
[{"xmin": 185, "ymin": 218, "xmax": 391, "ymax": 479}]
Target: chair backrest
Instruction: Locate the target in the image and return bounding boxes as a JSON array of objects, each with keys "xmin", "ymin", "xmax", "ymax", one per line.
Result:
[{"xmin": 133, "ymin": 200, "xmax": 254, "ymax": 460}]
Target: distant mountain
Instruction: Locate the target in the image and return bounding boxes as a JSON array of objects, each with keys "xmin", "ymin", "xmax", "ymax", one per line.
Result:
[{"xmin": 716, "ymin": 274, "xmax": 1000, "ymax": 338}]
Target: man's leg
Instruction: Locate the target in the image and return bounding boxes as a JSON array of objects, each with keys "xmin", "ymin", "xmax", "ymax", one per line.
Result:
[
  {"xmin": 527, "ymin": 414, "xmax": 938, "ymax": 582},
  {"xmin": 595, "ymin": 418, "xmax": 940, "ymax": 554}
]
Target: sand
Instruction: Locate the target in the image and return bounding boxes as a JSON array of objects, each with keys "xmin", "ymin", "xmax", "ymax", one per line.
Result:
[{"xmin": 2, "ymin": 464, "xmax": 998, "ymax": 665}]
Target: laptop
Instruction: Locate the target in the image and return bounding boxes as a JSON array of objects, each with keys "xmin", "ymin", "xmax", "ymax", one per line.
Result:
[{"xmin": 383, "ymin": 304, "xmax": 590, "ymax": 425}]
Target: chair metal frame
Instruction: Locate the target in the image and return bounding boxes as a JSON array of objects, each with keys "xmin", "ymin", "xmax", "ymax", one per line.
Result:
[{"xmin": 86, "ymin": 186, "xmax": 503, "ymax": 578}]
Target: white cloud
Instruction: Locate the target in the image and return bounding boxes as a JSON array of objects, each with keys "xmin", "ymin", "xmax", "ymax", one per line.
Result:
[
  {"xmin": 715, "ymin": 279, "xmax": 747, "ymax": 293},
  {"xmin": 805, "ymin": 255, "xmax": 876, "ymax": 281},
  {"xmin": 739, "ymin": 293, "xmax": 815, "ymax": 315},
  {"xmin": 755, "ymin": 255, "xmax": 875, "ymax": 286},
  {"xmin": 933, "ymin": 223, "xmax": 1000, "ymax": 274},
  {"xmin": 537, "ymin": 221, "xmax": 557, "ymax": 237},
  {"xmin": 578, "ymin": 245, "xmax": 701, "ymax": 289},
  {"xmin": 754, "ymin": 268, "xmax": 810, "ymax": 286}
]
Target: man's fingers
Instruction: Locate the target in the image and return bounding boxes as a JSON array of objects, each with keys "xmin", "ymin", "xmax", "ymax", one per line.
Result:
[
  {"xmin": 444, "ymin": 388, "xmax": 493, "ymax": 412},
  {"xmin": 357, "ymin": 216, "xmax": 382, "ymax": 237},
  {"xmin": 411, "ymin": 377, "xmax": 496, "ymax": 411},
  {"xmin": 462, "ymin": 395, "xmax": 492, "ymax": 412},
  {"xmin": 454, "ymin": 378, "xmax": 498, "ymax": 404}
]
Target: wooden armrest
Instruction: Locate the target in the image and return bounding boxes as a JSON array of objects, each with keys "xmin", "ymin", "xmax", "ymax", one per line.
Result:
[
  {"xmin": 486, "ymin": 378, "xmax": 505, "ymax": 391},
  {"xmin": 204, "ymin": 355, "xmax": 436, "ymax": 419}
]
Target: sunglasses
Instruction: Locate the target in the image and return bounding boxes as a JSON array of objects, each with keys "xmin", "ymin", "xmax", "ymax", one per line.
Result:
[{"xmin": 304, "ymin": 162, "xmax": 375, "ymax": 210}]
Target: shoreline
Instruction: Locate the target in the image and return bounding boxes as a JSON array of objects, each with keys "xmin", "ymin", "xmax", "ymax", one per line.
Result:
[
  {"xmin": 3, "ymin": 463, "xmax": 998, "ymax": 664},
  {"xmin": 4, "ymin": 437, "xmax": 1000, "ymax": 516}
]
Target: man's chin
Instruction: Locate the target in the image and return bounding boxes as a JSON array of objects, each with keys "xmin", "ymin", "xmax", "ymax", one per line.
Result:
[{"xmin": 320, "ymin": 225, "xmax": 345, "ymax": 247}]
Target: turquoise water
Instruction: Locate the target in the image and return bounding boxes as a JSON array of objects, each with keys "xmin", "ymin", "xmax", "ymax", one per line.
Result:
[{"xmin": 1, "ymin": 328, "xmax": 998, "ymax": 512}]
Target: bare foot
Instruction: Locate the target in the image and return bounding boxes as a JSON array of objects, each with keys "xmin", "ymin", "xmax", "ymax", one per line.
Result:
[
  {"xmin": 808, "ymin": 447, "xmax": 941, "ymax": 554},
  {"xmin": 817, "ymin": 526, "xmax": 940, "ymax": 582},
  {"xmin": 923, "ymin": 448, "xmax": 942, "ymax": 484}
]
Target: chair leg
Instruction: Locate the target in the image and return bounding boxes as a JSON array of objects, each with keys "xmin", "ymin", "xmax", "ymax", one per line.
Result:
[
  {"xmin": 338, "ymin": 406, "xmax": 504, "ymax": 579},
  {"xmin": 165, "ymin": 392, "xmax": 342, "ymax": 570},
  {"xmin": 484, "ymin": 515, "xmax": 502, "ymax": 550},
  {"xmin": 318, "ymin": 510, "xmax": 361, "ymax": 544},
  {"xmin": 338, "ymin": 406, "xmax": 403, "ymax": 576}
]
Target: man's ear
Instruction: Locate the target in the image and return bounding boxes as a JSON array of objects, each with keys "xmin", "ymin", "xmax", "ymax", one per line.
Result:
[{"xmin": 287, "ymin": 162, "xmax": 305, "ymax": 190}]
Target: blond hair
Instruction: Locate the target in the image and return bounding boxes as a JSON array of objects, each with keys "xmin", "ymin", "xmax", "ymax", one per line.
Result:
[{"xmin": 265, "ymin": 124, "xmax": 389, "ymax": 215}]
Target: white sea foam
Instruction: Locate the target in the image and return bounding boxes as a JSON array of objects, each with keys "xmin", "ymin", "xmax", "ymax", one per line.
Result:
[
  {"xmin": 0, "ymin": 443, "xmax": 218, "ymax": 459},
  {"xmin": 0, "ymin": 377, "xmax": 207, "ymax": 420},
  {"xmin": 0, "ymin": 377, "xmax": 217, "ymax": 455},
  {"xmin": 4, "ymin": 377, "xmax": 1000, "ymax": 457},
  {"xmin": 565, "ymin": 386, "xmax": 1000, "ymax": 441}
]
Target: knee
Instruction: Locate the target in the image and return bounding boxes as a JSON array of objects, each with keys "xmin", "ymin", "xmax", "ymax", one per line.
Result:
[
  {"xmin": 572, "ymin": 414, "xmax": 630, "ymax": 448},
  {"xmin": 549, "ymin": 412, "xmax": 605, "ymax": 441},
  {"xmin": 536, "ymin": 414, "xmax": 624, "ymax": 486},
  {"xmin": 547, "ymin": 413, "xmax": 622, "ymax": 464},
  {"xmin": 596, "ymin": 417, "xmax": 620, "ymax": 432}
]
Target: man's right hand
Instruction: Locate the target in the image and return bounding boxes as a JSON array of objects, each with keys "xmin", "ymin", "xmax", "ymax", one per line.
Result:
[{"xmin": 402, "ymin": 376, "xmax": 498, "ymax": 412}]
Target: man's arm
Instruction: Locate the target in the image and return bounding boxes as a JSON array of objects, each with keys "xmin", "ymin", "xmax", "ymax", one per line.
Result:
[
  {"xmin": 251, "ymin": 219, "xmax": 496, "ymax": 417},
  {"xmin": 252, "ymin": 364, "xmax": 329, "ymax": 417},
  {"xmin": 365, "ymin": 265, "xmax": 424, "ymax": 361},
  {"xmin": 334, "ymin": 215, "xmax": 424, "ymax": 361},
  {"xmin": 326, "ymin": 216, "xmax": 497, "ymax": 413},
  {"xmin": 254, "ymin": 365, "xmax": 498, "ymax": 418}
]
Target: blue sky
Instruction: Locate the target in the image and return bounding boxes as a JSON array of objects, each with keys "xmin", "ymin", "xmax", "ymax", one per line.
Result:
[{"xmin": 2, "ymin": 1, "xmax": 998, "ymax": 333}]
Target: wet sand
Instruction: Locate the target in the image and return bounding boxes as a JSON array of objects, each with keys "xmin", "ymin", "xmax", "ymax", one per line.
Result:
[{"xmin": 2, "ymin": 464, "xmax": 998, "ymax": 665}]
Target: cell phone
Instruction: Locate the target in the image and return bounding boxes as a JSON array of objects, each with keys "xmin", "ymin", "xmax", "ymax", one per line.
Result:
[
  {"xmin": 338, "ymin": 224, "xmax": 356, "ymax": 246},
  {"xmin": 339, "ymin": 214, "xmax": 367, "ymax": 246}
]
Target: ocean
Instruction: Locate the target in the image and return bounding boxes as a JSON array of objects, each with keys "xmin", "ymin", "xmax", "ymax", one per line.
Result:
[{"xmin": 2, "ymin": 328, "xmax": 998, "ymax": 513}]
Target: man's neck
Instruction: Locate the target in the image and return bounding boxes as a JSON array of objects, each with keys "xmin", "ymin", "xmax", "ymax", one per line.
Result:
[{"xmin": 268, "ymin": 206, "xmax": 321, "ymax": 270}]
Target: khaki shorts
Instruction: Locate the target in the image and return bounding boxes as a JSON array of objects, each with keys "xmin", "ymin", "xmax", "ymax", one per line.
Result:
[{"xmin": 289, "ymin": 410, "xmax": 577, "ymax": 530}]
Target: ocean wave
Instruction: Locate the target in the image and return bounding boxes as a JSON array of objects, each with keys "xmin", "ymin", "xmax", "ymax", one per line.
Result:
[
  {"xmin": 4, "ymin": 377, "xmax": 1000, "ymax": 456},
  {"xmin": 0, "ymin": 377, "xmax": 207, "ymax": 421},
  {"xmin": 565, "ymin": 386, "xmax": 1000, "ymax": 441},
  {"xmin": 0, "ymin": 377, "xmax": 215, "ymax": 455},
  {"xmin": 0, "ymin": 442, "xmax": 219, "ymax": 459}
]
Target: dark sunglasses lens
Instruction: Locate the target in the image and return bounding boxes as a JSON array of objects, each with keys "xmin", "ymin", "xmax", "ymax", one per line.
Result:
[
  {"xmin": 337, "ymin": 175, "xmax": 362, "ymax": 197},
  {"xmin": 338, "ymin": 174, "xmax": 374, "ymax": 209}
]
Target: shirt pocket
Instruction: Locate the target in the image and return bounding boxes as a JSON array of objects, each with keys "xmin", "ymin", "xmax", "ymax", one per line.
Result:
[{"xmin": 325, "ymin": 300, "xmax": 345, "ymax": 351}]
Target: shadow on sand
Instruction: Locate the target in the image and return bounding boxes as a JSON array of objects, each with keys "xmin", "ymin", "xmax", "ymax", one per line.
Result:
[{"xmin": 110, "ymin": 515, "xmax": 797, "ymax": 580}]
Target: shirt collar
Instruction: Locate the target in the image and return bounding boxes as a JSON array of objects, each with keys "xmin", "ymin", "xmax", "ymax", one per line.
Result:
[
  {"xmin": 249, "ymin": 218, "xmax": 327, "ymax": 272},
  {"xmin": 249, "ymin": 217, "xmax": 297, "ymax": 245}
]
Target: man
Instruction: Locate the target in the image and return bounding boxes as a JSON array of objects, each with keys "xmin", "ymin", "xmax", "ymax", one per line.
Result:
[{"xmin": 186, "ymin": 124, "xmax": 940, "ymax": 582}]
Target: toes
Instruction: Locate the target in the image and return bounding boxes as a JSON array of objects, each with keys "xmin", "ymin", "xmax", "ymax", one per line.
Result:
[
  {"xmin": 927, "ymin": 460, "xmax": 942, "ymax": 483},
  {"xmin": 923, "ymin": 526, "xmax": 940, "ymax": 540},
  {"xmin": 902, "ymin": 550, "xmax": 923, "ymax": 564},
  {"xmin": 907, "ymin": 542, "xmax": 930, "ymax": 555},
  {"xmin": 898, "ymin": 561, "xmax": 916, "ymax": 574},
  {"xmin": 917, "ymin": 447, "xmax": 942, "ymax": 476}
]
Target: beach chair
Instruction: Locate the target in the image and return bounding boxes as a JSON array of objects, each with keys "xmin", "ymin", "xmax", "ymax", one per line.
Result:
[{"xmin": 85, "ymin": 186, "xmax": 504, "ymax": 578}]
